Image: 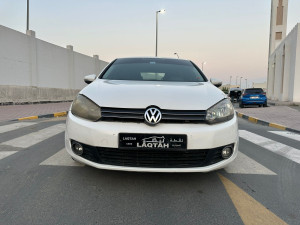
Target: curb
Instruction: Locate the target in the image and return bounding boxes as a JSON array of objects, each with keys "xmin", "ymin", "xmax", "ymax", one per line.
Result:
[
  {"xmin": 10, "ymin": 111, "xmax": 68, "ymax": 122},
  {"xmin": 236, "ymin": 111, "xmax": 300, "ymax": 134},
  {"xmin": 0, "ymin": 100, "xmax": 73, "ymax": 106}
]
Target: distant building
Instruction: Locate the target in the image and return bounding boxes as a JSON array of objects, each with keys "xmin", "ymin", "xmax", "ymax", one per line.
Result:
[
  {"xmin": 229, "ymin": 85, "xmax": 240, "ymax": 89},
  {"xmin": 267, "ymin": 0, "xmax": 300, "ymax": 102},
  {"xmin": 219, "ymin": 84, "xmax": 240, "ymax": 90}
]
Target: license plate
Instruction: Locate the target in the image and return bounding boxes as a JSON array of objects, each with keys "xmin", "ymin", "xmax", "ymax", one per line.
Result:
[
  {"xmin": 250, "ymin": 96, "xmax": 259, "ymax": 99},
  {"xmin": 119, "ymin": 133, "xmax": 187, "ymax": 150}
]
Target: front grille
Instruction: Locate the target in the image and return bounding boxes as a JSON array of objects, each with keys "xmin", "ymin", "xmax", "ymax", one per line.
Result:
[
  {"xmin": 100, "ymin": 107, "xmax": 207, "ymax": 123},
  {"xmin": 77, "ymin": 142, "xmax": 232, "ymax": 168}
]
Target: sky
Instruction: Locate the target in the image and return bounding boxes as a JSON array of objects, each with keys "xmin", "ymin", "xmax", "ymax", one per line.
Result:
[{"xmin": 0, "ymin": 0, "xmax": 300, "ymax": 86}]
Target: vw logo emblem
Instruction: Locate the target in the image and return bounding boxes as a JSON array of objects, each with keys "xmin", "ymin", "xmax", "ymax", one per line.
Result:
[{"xmin": 144, "ymin": 107, "xmax": 162, "ymax": 125}]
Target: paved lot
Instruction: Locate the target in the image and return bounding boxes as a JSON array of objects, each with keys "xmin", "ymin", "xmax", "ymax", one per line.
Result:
[
  {"xmin": 0, "ymin": 102, "xmax": 71, "ymax": 122},
  {"xmin": 235, "ymin": 104, "xmax": 300, "ymax": 131},
  {"xmin": 1, "ymin": 117, "xmax": 300, "ymax": 224}
]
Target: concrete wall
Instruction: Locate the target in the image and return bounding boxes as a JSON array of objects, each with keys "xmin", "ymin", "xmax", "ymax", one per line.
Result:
[
  {"xmin": 0, "ymin": 25, "xmax": 108, "ymax": 103},
  {"xmin": 267, "ymin": 23, "xmax": 300, "ymax": 102}
]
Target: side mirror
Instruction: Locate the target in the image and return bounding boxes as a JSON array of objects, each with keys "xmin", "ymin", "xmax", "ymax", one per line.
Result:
[
  {"xmin": 210, "ymin": 78, "xmax": 222, "ymax": 88},
  {"xmin": 84, "ymin": 74, "xmax": 96, "ymax": 84}
]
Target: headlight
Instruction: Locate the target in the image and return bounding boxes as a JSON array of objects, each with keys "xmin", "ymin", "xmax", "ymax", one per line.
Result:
[
  {"xmin": 206, "ymin": 98, "xmax": 234, "ymax": 124},
  {"xmin": 71, "ymin": 95, "xmax": 101, "ymax": 121}
]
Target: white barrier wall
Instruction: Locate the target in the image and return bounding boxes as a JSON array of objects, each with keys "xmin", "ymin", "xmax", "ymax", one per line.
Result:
[
  {"xmin": 0, "ymin": 25, "xmax": 108, "ymax": 103},
  {"xmin": 267, "ymin": 23, "xmax": 300, "ymax": 102}
]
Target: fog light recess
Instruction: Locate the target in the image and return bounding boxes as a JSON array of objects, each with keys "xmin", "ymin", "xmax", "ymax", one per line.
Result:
[
  {"xmin": 72, "ymin": 142, "xmax": 84, "ymax": 156},
  {"xmin": 221, "ymin": 146, "xmax": 233, "ymax": 159}
]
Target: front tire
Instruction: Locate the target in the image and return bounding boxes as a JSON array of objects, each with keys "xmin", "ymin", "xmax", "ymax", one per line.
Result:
[{"xmin": 239, "ymin": 103, "xmax": 244, "ymax": 108}]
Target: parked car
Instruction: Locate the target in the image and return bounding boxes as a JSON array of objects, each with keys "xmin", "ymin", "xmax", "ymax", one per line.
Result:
[
  {"xmin": 65, "ymin": 57, "xmax": 238, "ymax": 173},
  {"xmin": 239, "ymin": 88, "xmax": 267, "ymax": 108},
  {"xmin": 228, "ymin": 88, "xmax": 243, "ymax": 102}
]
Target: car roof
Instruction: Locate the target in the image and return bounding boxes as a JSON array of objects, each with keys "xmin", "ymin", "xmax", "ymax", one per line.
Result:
[{"xmin": 116, "ymin": 57, "xmax": 190, "ymax": 62}]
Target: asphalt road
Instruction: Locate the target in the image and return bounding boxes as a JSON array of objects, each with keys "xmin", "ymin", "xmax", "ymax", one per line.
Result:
[{"xmin": 0, "ymin": 117, "xmax": 300, "ymax": 225}]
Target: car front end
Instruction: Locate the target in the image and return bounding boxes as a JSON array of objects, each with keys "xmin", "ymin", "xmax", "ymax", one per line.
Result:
[{"xmin": 65, "ymin": 58, "xmax": 239, "ymax": 172}]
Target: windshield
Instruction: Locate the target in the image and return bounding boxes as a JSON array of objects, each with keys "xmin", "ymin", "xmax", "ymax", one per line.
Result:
[
  {"xmin": 244, "ymin": 88, "xmax": 264, "ymax": 94},
  {"xmin": 101, "ymin": 58, "xmax": 206, "ymax": 82}
]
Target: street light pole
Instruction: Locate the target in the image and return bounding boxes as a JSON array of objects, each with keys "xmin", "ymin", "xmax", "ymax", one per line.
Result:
[
  {"xmin": 202, "ymin": 61, "xmax": 207, "ymax": 71},
  {"xmin": 27, "ymin": 0, "xmax": 29, "ymax": 31},
  {"xmin": 240, "ymin": 76, "xmax": 243, "ymax": 88},
  {"xmin": 155, "ymin": 9, "xmax": 165, "ymax": 57}
]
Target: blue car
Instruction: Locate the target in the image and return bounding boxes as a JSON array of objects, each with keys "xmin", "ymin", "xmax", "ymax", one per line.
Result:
[{"xmin": 239, "ymin": 88, "xmax": 267, "ymax": 108}]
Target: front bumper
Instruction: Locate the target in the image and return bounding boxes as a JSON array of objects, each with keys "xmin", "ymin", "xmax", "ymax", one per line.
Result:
[{"xmin": 65, "ymin": 112, "xmax": 239, "ymax": 172}]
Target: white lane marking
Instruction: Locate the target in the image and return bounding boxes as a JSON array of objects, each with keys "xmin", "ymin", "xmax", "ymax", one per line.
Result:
[
  {"xmin": 0, "ymin": 122, "xmax": 37, "ymax": 134},
  {"xmin": 269, "ymin": 131, "xmax": 300, "ymax": 142},
  {"xmin": 225, "ymin": 152, "xmax": 276, "ymax": 175},
  {"xmin": 1, "ymin": 124, "xmax": 65, "ymax": 148},
  {"xmin": 0, "ymin": 151, "xmax": 18, "ymax": 160},
  {"xmin": 239, "ymin": 130, "xmax": 300, "ymax": 164},
  {"xmin": 40, "ymin": 149, "xmax": 83, "ymax": 167}
]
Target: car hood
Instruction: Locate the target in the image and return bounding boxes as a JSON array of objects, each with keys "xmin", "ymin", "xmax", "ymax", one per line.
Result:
[{"xmin": 80, "ymin": 79, "xmax": 226, "ymax": 110}]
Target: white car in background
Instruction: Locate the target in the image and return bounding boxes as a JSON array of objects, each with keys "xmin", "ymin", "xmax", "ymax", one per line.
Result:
[{"xmin": 65, "ymin": 57, "xmax": 238, "ymax": 172}]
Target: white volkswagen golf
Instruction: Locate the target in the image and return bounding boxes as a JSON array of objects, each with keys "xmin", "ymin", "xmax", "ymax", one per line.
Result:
[{"xmin": 65, "ymin": 57, "xmax": 238, "ymax": 172}]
